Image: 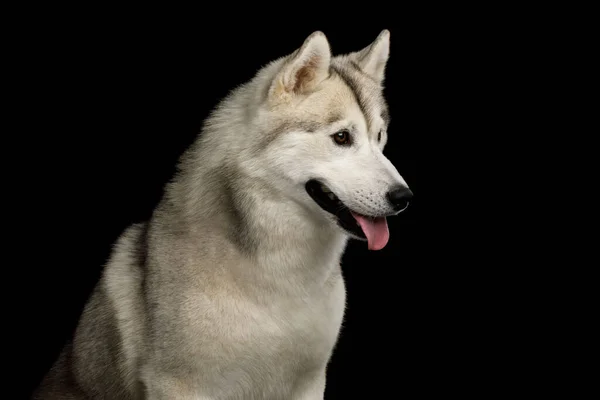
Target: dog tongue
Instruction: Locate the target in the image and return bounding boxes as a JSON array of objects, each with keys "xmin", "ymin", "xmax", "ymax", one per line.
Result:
[{"xmin": 351, "ymin": 212, "xmax": 390, "ymax": 251}]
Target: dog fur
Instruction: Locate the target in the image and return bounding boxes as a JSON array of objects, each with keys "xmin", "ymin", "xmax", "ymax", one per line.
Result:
[{"xmin": 33, "ymin": 29, "xmax": 411, "ymax": 399}]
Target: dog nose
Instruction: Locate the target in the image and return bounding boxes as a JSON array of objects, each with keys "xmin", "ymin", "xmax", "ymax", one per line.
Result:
[{"xmin": 387, "ymin": 186, "xmax": 413, "ymax": 211}]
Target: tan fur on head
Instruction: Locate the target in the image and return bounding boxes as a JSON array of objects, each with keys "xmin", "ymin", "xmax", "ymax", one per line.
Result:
[{"xmin": 239, "ymin": 30, "xmax": 393, "ymax": 154}]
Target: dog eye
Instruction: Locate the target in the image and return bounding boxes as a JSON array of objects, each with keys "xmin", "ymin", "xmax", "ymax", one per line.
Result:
[
  {"xmin": 332, "ymin": 130, "xmax": 351, "ymax": 146},
  {"xmin": 377, "ymin": 130, "xmax": 382, "ymax": 142}
]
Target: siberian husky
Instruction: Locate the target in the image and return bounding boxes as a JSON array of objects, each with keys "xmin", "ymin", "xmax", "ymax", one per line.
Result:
[{"xmin": 33, "ymin": 29, "xmax": 413, "ymax": 399}]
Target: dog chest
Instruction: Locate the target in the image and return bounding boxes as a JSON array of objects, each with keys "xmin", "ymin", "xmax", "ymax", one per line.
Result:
[{"xmin": 181, "ymin": 273, "xmax": 346, "ymax": 384}]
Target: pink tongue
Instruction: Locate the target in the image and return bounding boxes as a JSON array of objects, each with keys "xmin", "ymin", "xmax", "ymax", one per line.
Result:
[{"xmin": 351, "ymin": 212, "xmax": 390, "ymax": 251}]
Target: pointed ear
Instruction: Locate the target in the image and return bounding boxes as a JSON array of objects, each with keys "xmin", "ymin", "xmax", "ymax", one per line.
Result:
[
  {"xmin": 351, "ymin": 29, "xmax": 390, "ymax": 83},
  {"xmin": 269, "ymin": 31, "xmax": 331, "ymax": 100}
]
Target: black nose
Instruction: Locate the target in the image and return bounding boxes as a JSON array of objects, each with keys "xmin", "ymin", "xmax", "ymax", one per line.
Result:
[{"xmin": 387, "ymin": 186, "xmax": 413, "ymax": 211}]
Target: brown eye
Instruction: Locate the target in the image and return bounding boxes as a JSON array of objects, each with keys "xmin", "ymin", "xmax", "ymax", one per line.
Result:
[{"xmin": 332, "ymin": 130, "xmax": 351, "ymax": 145}]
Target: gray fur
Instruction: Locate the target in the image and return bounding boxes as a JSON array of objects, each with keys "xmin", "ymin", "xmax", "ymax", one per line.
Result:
[{"xmin": 33, "ymin": 29, "xmax": 410, "ymax": 399}]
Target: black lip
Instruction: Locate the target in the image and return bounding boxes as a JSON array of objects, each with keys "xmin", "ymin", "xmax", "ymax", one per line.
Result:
[{"xmin": 305, "ymin": 179, "xmax": 366, "ymax": 239}]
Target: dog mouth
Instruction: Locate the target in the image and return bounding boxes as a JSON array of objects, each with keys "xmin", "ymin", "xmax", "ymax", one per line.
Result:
[{"xmin": 305, "ymin": 179, "xmax": 390, "ymax": 251}]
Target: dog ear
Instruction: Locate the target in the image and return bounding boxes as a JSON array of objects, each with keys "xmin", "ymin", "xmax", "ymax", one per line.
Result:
[
  {"xmin": 269, "ymin": 31, "xmax": 331, "ymax": 100},
  {"xmin": 350, "ymin": 29, "xmax": 390, "ymax": 83}
]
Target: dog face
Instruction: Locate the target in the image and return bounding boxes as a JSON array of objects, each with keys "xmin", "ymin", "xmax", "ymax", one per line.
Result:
[{"xmin": 244, "ymin": 31, "xmax": 412, "ymax": 250}]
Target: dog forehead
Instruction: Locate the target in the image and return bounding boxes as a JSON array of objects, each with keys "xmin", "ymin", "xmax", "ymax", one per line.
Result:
[
  {"xmin": 292, "ymin": 70, "xmax": 386, "ymax": 130},
  {"xmin": 329, "ymin": 59, "xmax": 388, "ymax": 132},
  {"xmin": 292, "ymin": 78, "xmax": 360, "ymax": 122},
  {"xmin": 259, "ymin": 60, "xmax": 388, "ymax": 148}
]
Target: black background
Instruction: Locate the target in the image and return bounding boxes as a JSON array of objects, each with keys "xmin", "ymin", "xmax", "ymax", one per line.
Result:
[{"xmin": 15, "ymin": 14, "xmax": 427, "ymax": 399}]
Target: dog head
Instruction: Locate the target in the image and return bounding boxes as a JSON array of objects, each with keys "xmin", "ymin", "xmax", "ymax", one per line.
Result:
[{"xmin": 239, "ymin": 30, "xmax": 412, "ymax": 250}]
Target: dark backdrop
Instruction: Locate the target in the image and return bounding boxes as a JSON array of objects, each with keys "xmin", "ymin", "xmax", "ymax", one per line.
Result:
[{"xmin": 17, "ymin": 17, "xmax": 423, "ymax": 399}]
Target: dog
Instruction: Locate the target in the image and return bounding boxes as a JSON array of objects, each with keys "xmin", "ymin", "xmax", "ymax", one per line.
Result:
[{"xmin": 33, "ymin": 29, "xmax": 413, "ymax": 399}]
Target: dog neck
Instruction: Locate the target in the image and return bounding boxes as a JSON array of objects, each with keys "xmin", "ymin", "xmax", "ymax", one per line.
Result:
[{"xmin": 168, "ymin": 162, "xmax": 348, "ymax": 291}]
